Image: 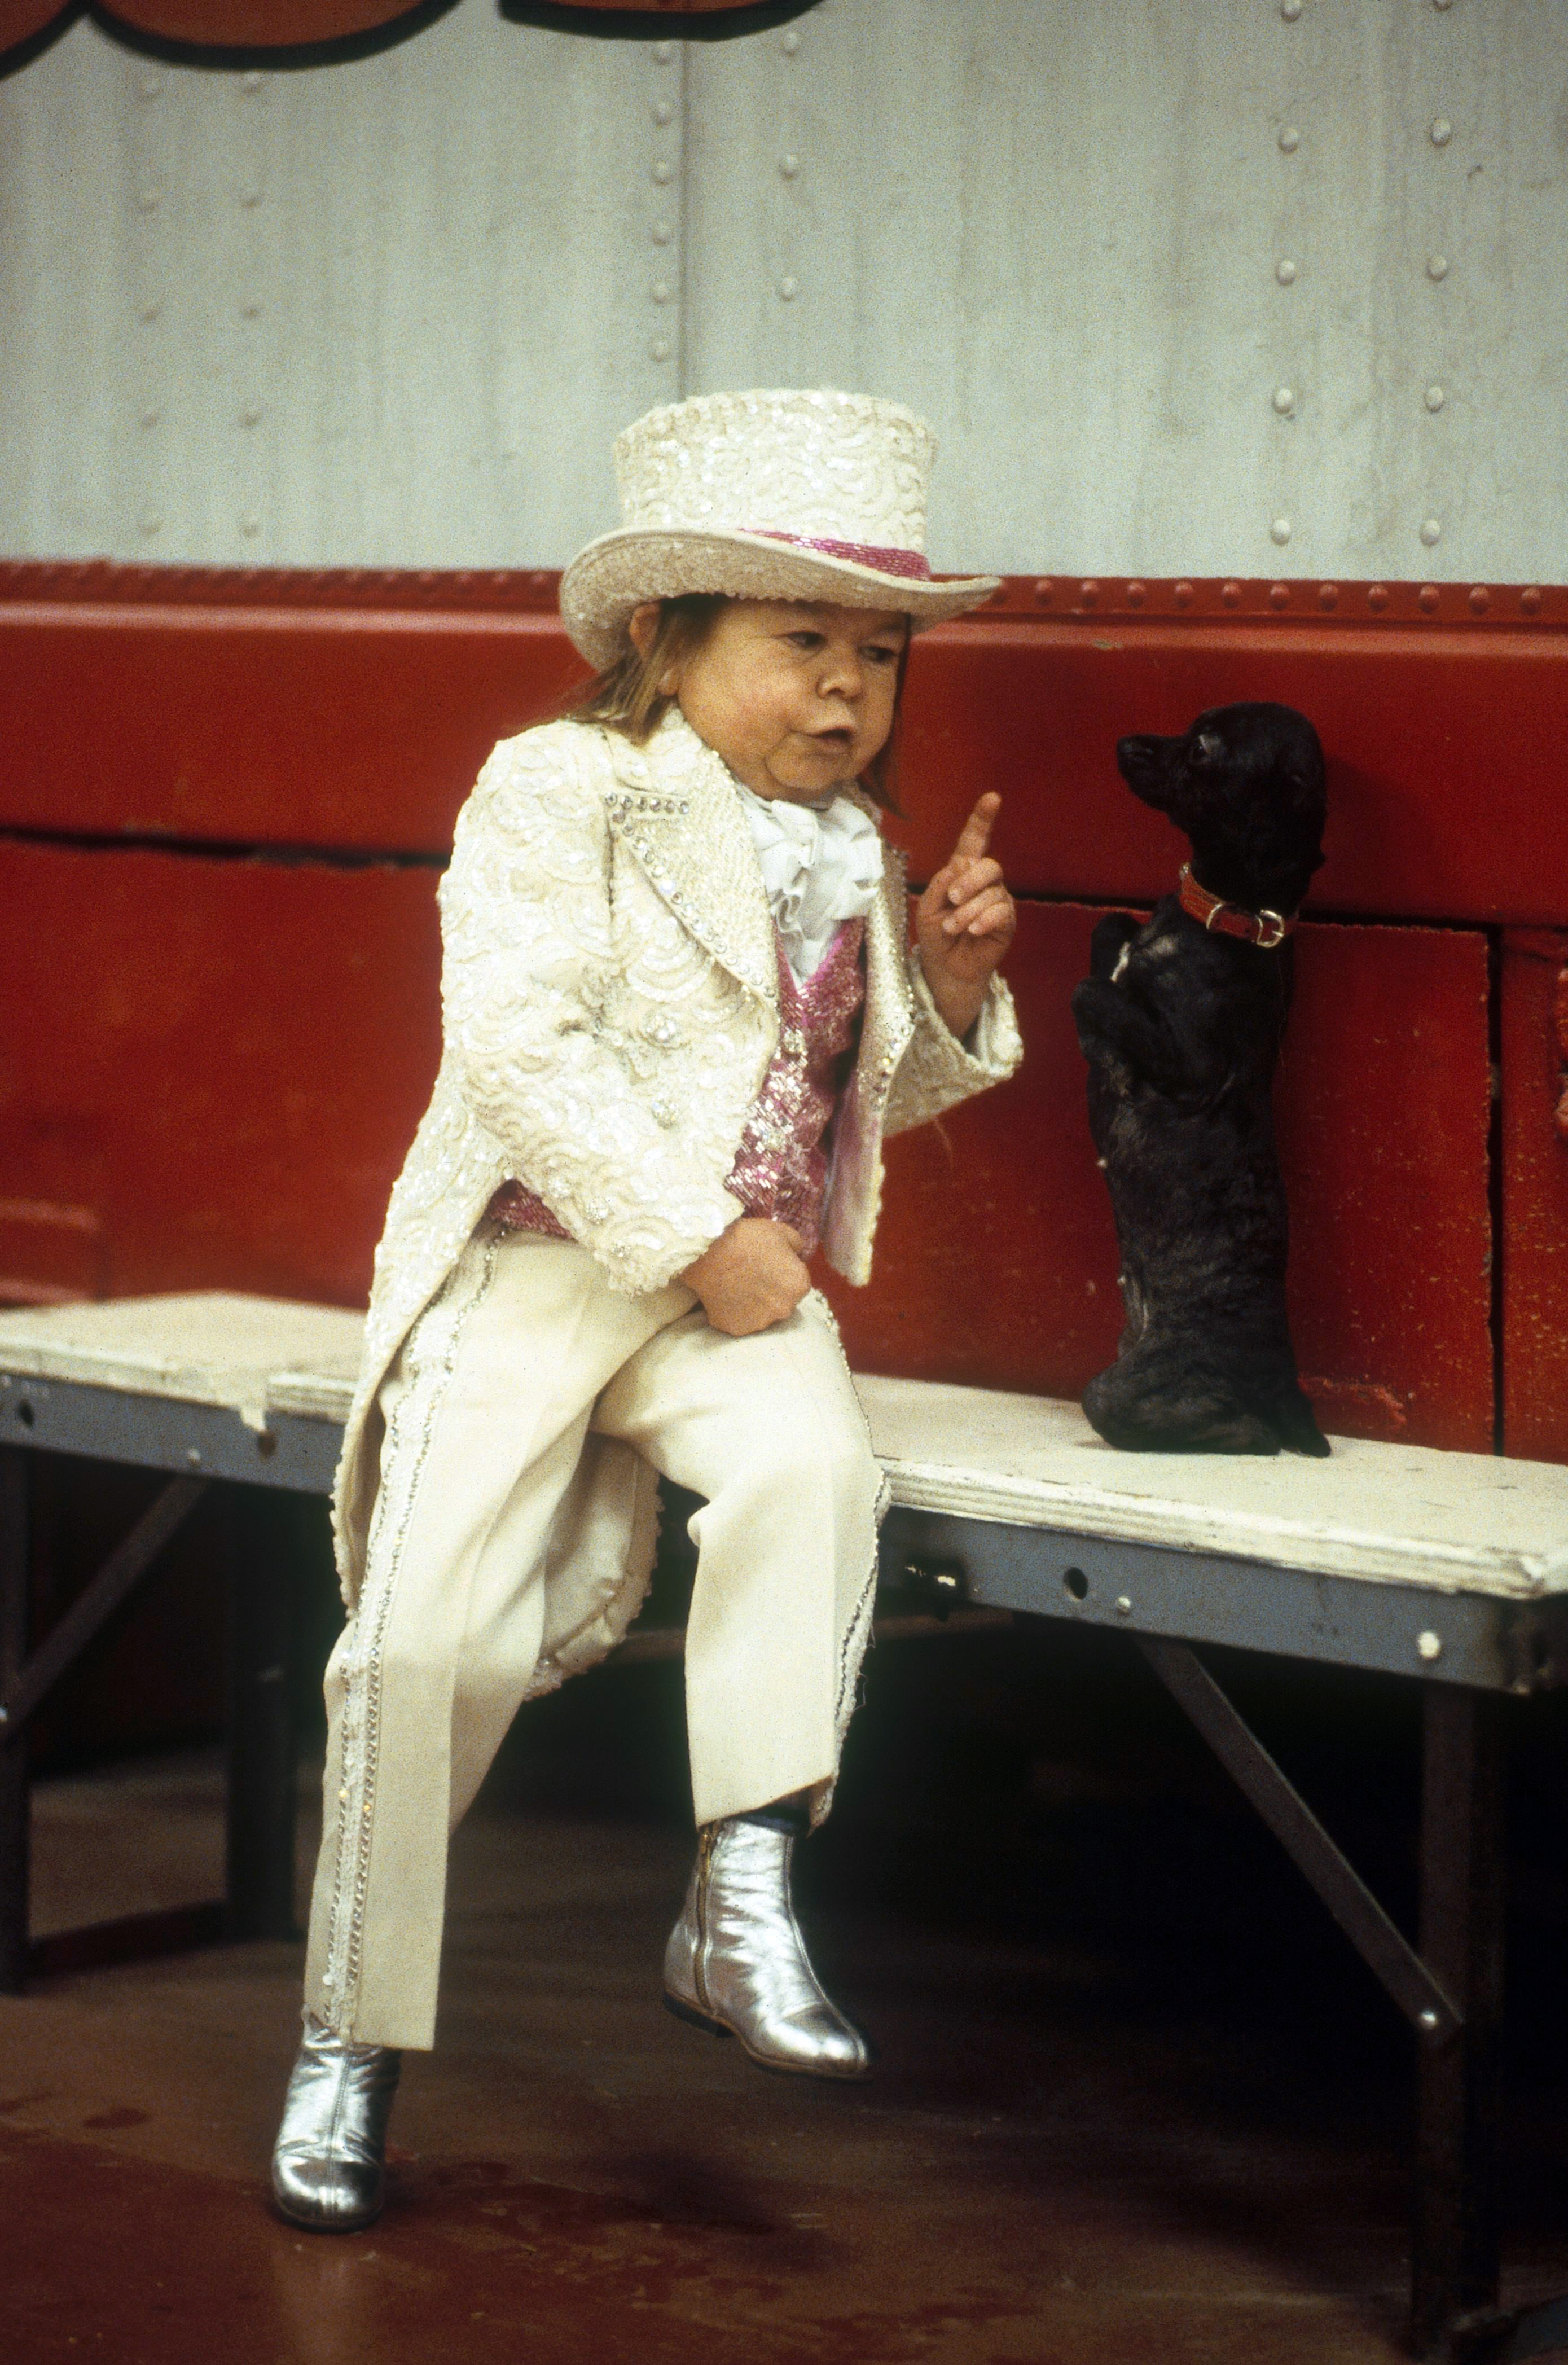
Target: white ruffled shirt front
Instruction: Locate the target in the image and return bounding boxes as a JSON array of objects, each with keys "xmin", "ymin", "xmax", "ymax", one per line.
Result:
[{"xmin": 734, "ymin": 780, "xmax": 885, "ymax": 984}]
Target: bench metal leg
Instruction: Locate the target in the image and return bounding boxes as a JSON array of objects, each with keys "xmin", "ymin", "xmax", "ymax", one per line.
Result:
[
  {"xmin": 1134, "ymin": 1639, "xmax": 1516, "ymax": 2363},
  {"xmin": 1136, "ymin": 1636, "xmax": 1462, "ymax": 2038},
  {"xmin": 1411, "ymin": 1686, "xmax": 1506, "ymax": 2361},
  {"xmin": 0, "ymin": 1448, "xmax": 29, "ymax": 1995},
  {"xmin": 225, "ymin": 1485, "xmax": 298, "ymax": 1942}
]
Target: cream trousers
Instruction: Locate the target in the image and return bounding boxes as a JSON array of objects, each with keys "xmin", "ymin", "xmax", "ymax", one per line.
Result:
[{"xmin": 303, "ymin": 1227, "xmax": 886, "ymax": 2051}]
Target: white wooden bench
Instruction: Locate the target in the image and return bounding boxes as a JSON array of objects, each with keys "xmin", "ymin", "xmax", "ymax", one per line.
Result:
[{"xmin": 2, "ymin": 1291, "xmax": 1565, "ymax": 2361}]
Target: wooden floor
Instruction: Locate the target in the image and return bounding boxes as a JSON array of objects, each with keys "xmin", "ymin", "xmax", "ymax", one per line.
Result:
[{"xmin": 8, "ymin": 1632, "xmax": 1568, "ymax": 2364}]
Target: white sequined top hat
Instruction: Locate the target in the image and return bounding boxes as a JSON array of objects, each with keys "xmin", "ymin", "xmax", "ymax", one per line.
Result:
[{"xmin": 559, "ymin": 387, "xmax": 1000, "ymax": 669}]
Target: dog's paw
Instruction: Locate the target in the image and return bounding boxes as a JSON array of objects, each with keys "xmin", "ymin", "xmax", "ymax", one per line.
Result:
[
  {"xmin": 1089, "ymin": 910, "xmax": 1142, "ymax": 981},
  {"xmin": 1276, "ymin": 1392, "xmax": 1333, "ymax": 1457},
  {"xmin": 1070, "ymin": 982, "xmax": 1135, "ymax": 1092}
]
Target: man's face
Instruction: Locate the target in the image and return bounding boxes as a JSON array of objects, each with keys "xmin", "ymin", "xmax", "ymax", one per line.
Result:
[{"xmin": 670, "ymin": 599, "xmax": 906, "ymax": 804}]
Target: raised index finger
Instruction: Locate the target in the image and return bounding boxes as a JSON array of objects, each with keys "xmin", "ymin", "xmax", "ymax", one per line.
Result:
[{"xmin": 952, "ymin": 792, "xmax": 1002, "ymax": 865}]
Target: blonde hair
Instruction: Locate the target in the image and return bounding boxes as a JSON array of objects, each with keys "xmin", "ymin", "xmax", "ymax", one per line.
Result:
[
  {"xmin": 565, "ymin": 593, "xmax": 905, "ymax": 811},
  {"xmin": 569, "ymin": 593, "xmax": 727, "ymax": 744}
]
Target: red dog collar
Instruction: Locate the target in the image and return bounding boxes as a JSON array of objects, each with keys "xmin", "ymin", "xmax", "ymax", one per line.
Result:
[{"xmin": 1178, "ymin": 862, "xmax": 1295, "ymax": 950}]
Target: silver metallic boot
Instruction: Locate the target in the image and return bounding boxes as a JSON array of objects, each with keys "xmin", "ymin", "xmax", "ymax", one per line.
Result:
[
  {"xmin": 663, "ymin": 1817, "xmax": 871, "ymax": 2080},
  {"xmin": 270, "ymin": 2014, "xmax": 402, "ymax": 2231}
]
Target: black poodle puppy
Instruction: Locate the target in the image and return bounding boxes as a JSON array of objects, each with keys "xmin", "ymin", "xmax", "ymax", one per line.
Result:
[{"xmin": 1071, "ymin": 701, "xmax": 1331, "ymax": 1458}]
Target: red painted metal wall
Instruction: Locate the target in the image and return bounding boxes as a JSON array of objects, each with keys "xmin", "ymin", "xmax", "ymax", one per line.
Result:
[
  {"xmin": 0, "ymin": 563, "xmax": 1562, "ymax": 1458},
  {"xmin": 1502, "ymin": 932, "xmax": 1568, "ymax": 1461},
  {"xmin": 0, "ymin": 840, "xmax": 442, "ymax": 1306}
]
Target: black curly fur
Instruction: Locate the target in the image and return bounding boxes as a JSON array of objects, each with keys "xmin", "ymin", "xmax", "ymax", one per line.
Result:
[{"xmin": 1071, "ymin": 702, "xmax": 1331, "ymax": 1459}]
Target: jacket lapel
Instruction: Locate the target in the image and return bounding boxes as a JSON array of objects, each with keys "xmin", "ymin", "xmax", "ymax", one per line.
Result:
[
  {"xmin": 856, "ymin": 826, "xmax": 916, "ymax": 1098},
  {"xmin": 601, "ymin": 712, "xmax": 779, "ymax": 1008}
]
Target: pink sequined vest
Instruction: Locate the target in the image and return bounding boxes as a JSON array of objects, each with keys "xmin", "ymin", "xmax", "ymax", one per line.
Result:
[{"xmin": 487, "ymin": 919, "xmax": 866, "ymax": 1263}]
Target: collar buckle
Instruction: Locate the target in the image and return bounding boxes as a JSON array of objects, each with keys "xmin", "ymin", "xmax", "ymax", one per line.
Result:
[{"xmin": 1178, "ymin": 861, "xmax": 1296, "ymax": 949}]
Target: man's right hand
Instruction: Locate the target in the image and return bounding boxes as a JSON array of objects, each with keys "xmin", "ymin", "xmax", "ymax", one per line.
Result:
[{"xmin": 678, "ymin": 1217, "xmax": 811, "ymax": 1337}]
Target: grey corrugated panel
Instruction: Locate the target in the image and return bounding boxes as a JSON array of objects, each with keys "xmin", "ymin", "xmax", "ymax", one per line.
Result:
[{"xmin": 0, "ymin": 3, "xmax": 1565, "ymax": 591}]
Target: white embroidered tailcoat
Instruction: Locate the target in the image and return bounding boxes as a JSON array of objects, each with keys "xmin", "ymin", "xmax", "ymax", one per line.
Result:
[{"xmin": 331, "ymin": 708, "xmax": 1023, "ymax": 1668}]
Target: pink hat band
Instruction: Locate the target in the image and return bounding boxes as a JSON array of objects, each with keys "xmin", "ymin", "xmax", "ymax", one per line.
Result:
[{"xmin": 750, "ymin": 529, "xmax": 933, "ymax": 581}]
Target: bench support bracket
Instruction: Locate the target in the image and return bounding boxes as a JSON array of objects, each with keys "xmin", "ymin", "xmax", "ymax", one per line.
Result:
[
  {"xmin": 1136, "ymin": 1636, "xmax": 1463, "ymax": 2041},
  {"xmin": 0, "ymin": 1451, "xmax": 303, "ymax": 1987},
  {"xmin": 1135, "ymin": 1636, "xmax": 1510, "ymax": 2362}
]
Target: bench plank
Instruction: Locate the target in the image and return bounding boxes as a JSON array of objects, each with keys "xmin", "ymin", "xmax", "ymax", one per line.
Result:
[
  {"xmin": 858, "ymin": 1375, "xmax": 1568, "ymax": 1600},
  {"xmin": 0, "ymin": 1296, "xmax": 1563, "ymax": 1601}
]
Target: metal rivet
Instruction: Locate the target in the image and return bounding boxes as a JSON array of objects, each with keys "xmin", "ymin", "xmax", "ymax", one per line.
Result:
[
  {"xmin": 1418, "ymin": 2008, "xmax": 1440, "ymax": 2031},
  {"xmin": 1468, "ymin": 586, "xmax": 1490, "ymax": 615},
  {"xmin": 651, "ymin": 221, "xmax": 673, "ymax": 246},
  {"xmin": 1424, "ymin": 383, "xmax": 1446, "ymax": 411},
  {"xmin": 1278, "ymin": 124, "xmax": 1300, "ymax": 153},
  {"xmin": 1430, "ymin": 117, "xmax": 1453, "ymax": 146},
  {"xmin": 1033, "ymin": 577, "xmax": 1053, "ymax": 604},
  {"xmin": 1420, "ymin": 583, "xmax": 1441, "ymax": 612},
  {"xmin": 1280, "ymin": 0, "xmax": 1301, "ymax": 17},
  {"xmin": 1125, "ymin": 581, "xmax": 1147, "ymax": 607},
  {"xmin": 1417, "ymin": 1629, "xmax": 1443, "ymax": 1661},
  {"xmin": 651, "ymin": 160, "xmax": 673, "ymax": 185},
  {"xmin": 1368, "ymin": 583, "xmax": 1390, "ymax": 611},
  {"xmin": 1172, "ymin": 580, "xmax": 1194, "ymax": 607},
  {"xmin": 139, "ymin": 514, "xmax": 162, "ymax": 536},
  {"xmin": 1270, "ymin": 582, "xmax": 1292, "ymax": 609},
  {"xmin": 778, "ymin": 275, "xmax": 798, "ymax": 300},
  {"xmin": 1220, "ymin": 580, "xmax": 1242, "ymax": 607},
  {"xmin": 1079, "ymin": 579, "xmax": 1099, "ymax": 607},
  {"xmin": 1115, "ymin": 1596, "xmax": 1132, "ymax": 1617},
  {"xmin": 186, "ymin": 1446, "xmax": 201, "ymax": 1464},
  {"xmin": 1433, "ymin": 0, "xmax": 1453, "ymax": 9},
  {"xmin": 649, "ymin": 336, "xmax": 671, "ymax": 362},
  {"xmin": 240, "ymin": 512, "xmax": 262, "ymax": 537},
  {"xmin": 1276, "ymin": 258, "xmax": 1298, "ymax": 285},
  {"xmin": 781, "ymin": 28, "xmax": 801, "ymax": 51},
  {"xmin": 240, "ymin": 404, "xmax": 263, "ymax": 427},
  {"xmin": 651, "ymin": 280, "xmax": 671, "ymax": 304},
  {"xmin": 1270, "ymin": 516, "xmax": 1292, "ymax": 545},
  {"xmin": 241, "ymin": 69, "xmax": 263, "ymax": 92},
  {"xmin": 1427, "ymin": 253, "xmax": 1450, "ymax": 280},
  {"xmin": 1319, "ymin": 582, "xmax": 1339, "ymax": 609},
  {"xmin": 779, "ymin": 153, "xmax": 800, "ymax": 179},
  {"xmin": 1421, "ymin": 517, "xmax": 1442, "ymax": 546},
  {"xmin": 1521, "ymin": 587, "xmax": 1543, "ymax": 616},
  {"xmin": 652, "ymin": 98, "xmax": 674, "ymax": 126},
  {"xmin": 138, "ymin": 300, "xmax": 161, "ymax": 322},
  {"xmin": 1274, "ymin": 385, "xmax": 1296, "ymax": 415},
  {"xmin": 652, "ymin": 39, "xmax": 675, "ymax": 62}
]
